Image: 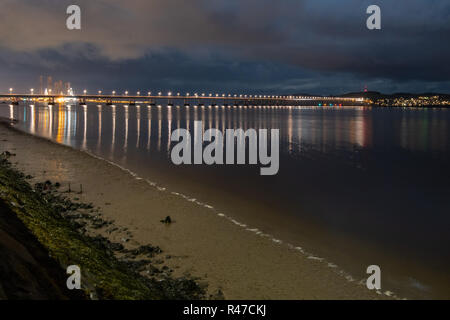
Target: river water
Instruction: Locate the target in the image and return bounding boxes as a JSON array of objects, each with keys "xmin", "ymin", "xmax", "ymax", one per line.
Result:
[{"xmin": 2, "ymin": 103, "xmax": 449, "ymax": 299}]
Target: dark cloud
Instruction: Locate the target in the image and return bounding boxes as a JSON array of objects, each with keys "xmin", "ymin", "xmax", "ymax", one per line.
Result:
[{"xmin": 0, "ymin": 0, "xmax": 449, "ymax": 94}]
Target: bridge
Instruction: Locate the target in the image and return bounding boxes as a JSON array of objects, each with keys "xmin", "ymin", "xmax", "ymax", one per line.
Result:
[{"xmin": 0, "ymin": 93, "xmax": 366, "ymax": 107}]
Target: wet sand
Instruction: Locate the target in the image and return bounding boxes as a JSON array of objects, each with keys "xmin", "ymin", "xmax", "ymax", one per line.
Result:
[{"xmin": 0, "ymin": 122, "xmax": 387, "ymax": 299}]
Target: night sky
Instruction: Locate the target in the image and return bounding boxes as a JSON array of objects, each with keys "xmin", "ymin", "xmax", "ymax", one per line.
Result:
[{"xmin": 0, "ymin": 0, "xmax": 449, "ymax": 95}]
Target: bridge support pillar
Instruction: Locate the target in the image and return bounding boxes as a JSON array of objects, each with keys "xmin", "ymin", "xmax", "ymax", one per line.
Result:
[{"xmin": 11, "ymin": 97, "xmax": 19, "ymax": 105}]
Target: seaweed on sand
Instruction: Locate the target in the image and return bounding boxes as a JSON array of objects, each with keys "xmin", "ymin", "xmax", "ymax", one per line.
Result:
[{"xmin": 0, "ymin": 151, "xmax": 205, "ymax": 300}]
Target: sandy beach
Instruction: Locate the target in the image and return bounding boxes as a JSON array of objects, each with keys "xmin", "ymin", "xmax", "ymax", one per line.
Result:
[{"xmin": 0, "ymin": 121, "xmax": 386, "ymax": 299}]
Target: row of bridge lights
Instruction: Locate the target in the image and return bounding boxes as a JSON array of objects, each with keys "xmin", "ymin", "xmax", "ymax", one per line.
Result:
[
  {"xmin": 9, "ymin": 88, "xmax": 35, "ymax": 95},
  {"xmin": 6, "ymin": 88, "xmax": 360, "ymax": 103},
  {"xmin": 9, "ymin": 88, "xmax": 70, "ymax": 95},
  {"xmin": 10, "ymin": 87, "xmax": 287, "ymax": 99},
  {"xmin": 8, "ymin": 87, "xmax": 284, "ymax": 99},
  {"xmin": 79, "ymin": 91, "xmax": 358, "ymax": 101},
  {"xmin": 8, "ymin": 88, "xmax": 357, "ymax": 101},
  {"xmin": 9, "ymin": 88, "xmax": 59, "ymax": 94},
  {"xmin": 80, "ymin": 90, "xmax": 295, "ymax": 99}
]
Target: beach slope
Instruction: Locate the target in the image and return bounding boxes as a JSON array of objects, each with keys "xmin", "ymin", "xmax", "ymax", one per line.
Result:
[{"xmin": 0, "ymin": 121, "xmax": 386, "ymax": 299}]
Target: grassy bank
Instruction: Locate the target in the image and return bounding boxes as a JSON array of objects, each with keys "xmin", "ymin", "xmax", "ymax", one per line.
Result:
[
  {"xmin": 0, "ymin": 197, "xmax": 87, "ymax": 299},
  {"xmin": 0, "ymin": 150, "xmax": 205, "ymax": 300}
]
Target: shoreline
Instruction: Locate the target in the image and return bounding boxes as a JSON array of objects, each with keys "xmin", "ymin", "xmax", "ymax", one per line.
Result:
[
  {"xmin": 0, "ymin": 146, "xmax": 205, "ymax": 299},
  {"xmin": 0, "ymin": 120, "xmax": 388, "ymax": 299}
]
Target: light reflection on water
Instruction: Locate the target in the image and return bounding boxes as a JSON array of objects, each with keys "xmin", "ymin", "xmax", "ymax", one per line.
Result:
[
  {"xmin": 7, "ymin": 103, "xmax": 449, "ymax": 156},
  {"xmin": 2, "ymin": 103, "xmax": 450, "ymax": 299}
]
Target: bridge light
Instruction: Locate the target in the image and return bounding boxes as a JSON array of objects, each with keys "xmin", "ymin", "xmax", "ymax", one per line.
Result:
[
  {"xmin": 9, "ymin": 88, "xmax": 13, "ymax": 94},
  {"xmin": 125, "ymin": 91, "xmax": 128, "ymax": 95},
  {"xmin": 98, "ymin": 90, "xmax": 102, "ymax": 95},
  {"xmin": 137, "ymin": 91, "xmax": 140, "ymax": 96},
  {"xmin": 168, "ymin": 92, "xmax": 172, "ymax": 96},
  {"xmin": 112, "ymin": 90, "xmax": 116, "ymax": 95},
  {"xmin": 158, "ymin": 92, "xmax": 162, "ymax": 96},
  {"xmin": 30, "ymin": 88, "xmax": 34, "ymax": 94},
  {"xmin": 83, "ymin": 89, "xmax": 87, "ymax": 95}
]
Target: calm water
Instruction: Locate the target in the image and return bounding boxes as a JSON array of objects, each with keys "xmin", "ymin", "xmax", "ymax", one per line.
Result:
[{"xmin": 2, "ymin": 103, "xmax": 450, "ymax": 299}]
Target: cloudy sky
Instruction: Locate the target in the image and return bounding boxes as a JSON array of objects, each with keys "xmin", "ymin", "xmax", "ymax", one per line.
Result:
[{"xmin": 0, "ymin": 0, "xmax": 449, "ymax": 95}]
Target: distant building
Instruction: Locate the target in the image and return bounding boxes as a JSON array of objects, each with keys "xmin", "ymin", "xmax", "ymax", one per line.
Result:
[
  {"xmin": 64, "ymin": 82, "xmax": 71, "ymax": 94},
  {"xmin": 41, "ymin": 76, "xmax": 73, "ymax": 95},
  {"xmin": 39, "ymin": 75, "xmax": 43, "ymax": 94},
  {"xmin": 47, "ymin": 76, "xmax": 53, "ymax": 92}
]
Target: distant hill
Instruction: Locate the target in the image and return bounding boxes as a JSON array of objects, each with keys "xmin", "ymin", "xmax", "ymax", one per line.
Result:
[{"xmin": 339, "ymin": 91, "xmax": 382, "ymax": 100}]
